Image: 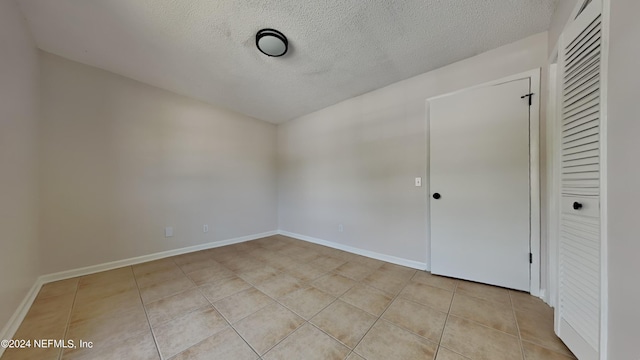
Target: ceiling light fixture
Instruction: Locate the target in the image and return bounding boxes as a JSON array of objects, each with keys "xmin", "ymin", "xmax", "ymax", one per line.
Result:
[{"xmin": 256, "ymin": 29, "xmax": 288, "ymax": 57}]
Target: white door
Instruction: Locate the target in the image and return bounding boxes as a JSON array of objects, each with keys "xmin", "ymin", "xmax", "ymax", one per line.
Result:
[
  {"xmin": 429, "ymin": 78, "xmax": 531, "ymax": 291},
  {"xmin": 555, "ymin": 0, "xmax": 603, "ymax": 359}
]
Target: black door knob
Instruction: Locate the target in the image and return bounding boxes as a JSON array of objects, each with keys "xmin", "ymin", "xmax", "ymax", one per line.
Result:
[
  {"xmin": 573, "ymin": 202, "xmax": 583, "ymax": 210},
  {"xmin": 433, "ymin": 193, "xmax": 441, "ymax": 200}
]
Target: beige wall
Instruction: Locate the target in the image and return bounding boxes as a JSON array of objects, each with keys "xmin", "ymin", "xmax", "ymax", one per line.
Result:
[
  {"xmin": 39, "ymin": 53, "xmax": 278, "ymax": 274},
  {"xmin": 0, "ymin": 0, "xmax": 40, "ymax": 331},
  {"xmin": 606, "ymin": 0, "xmax": 640, "ymax": 357},
  {"xmin": 278, "ymin": 33, "xmax": 548, "ymax": 265}
]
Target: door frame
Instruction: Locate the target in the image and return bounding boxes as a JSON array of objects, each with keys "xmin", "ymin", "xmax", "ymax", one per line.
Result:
[{"xmin": 425, "ymin": 69, "xmax": 542, "ymax": 296}]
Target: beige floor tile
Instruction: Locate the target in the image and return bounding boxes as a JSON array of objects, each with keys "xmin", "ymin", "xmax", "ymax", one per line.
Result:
[
  {"xmin": 185, "ymin": 264, "xmax": 235, "ymax": 286},
  {"xmin": 399, "ymin": 282, "xmax": 454, "ymax": 312},
  {"xmin": 412, "ymin": 271, "xmax": 458, "ymax": 292},
  {"xmin": 139, "ymin": 275, "xmax": 195, "ymax": 304},
  {"xmin": 361, "ymin": 270, "xmax": 410, "ymax": 295},
  {"xmin": 355, "ymin": 320, "xmax": 437, "ymax": 360},
  {"xmin": 440, "ymin": 315, "xmax": 522, "ymax": 360},
  {"xmin": 516, "ymin": 309, "xmax": 575, "ymax": 357},
  {"xmin": 145, "ymin": 288, "xmax": 209, "ymax": 327},
  {"xmin": 65, "ymin": 307, "xmax": 150, "ymax": 355},
  {"xmin": 1, "ymin": 344, "xmax": 62, "ymax": 360},
  {"xmin": 255, "ymin": 273, "xmax": 304, "ymax": 299},
  {"xmin": 309, "ymin": 255, "xmax": 346, "ymax": 272},
  {"xmin": 75, "ymin": 276, "xmax": 138, "ymax": 302},
  {"xmin": 37, "ymin": 278, "xmax": 79, "ymax": 300},
  {"xmin": 522, "ymin": 341, "xmax": 576, "ymax": 359},
  {"xmin": 382, "ymin": 298, "xmax": 447, "ymax": 342},
  {"xmin": 175, "ymin": 257, "xmax": 219, "ymax": 274},
  {"xmin": 279, "ymin": 286, "xmax": 336, "ymax": 319},
  {"xmin": 263, "ymin": 323, "xmax": 350, "ymax": 360},
  {"xmin": 346, "ymin": 352, "xmax": 366, "ymax": 360},
  {"xmin": 132, "ymin": 259, "xmax": 178, "ymax": 277},
  {"xmin": 134, "ymin": 265, "xmax": 185, "ymax": 288},
  {"xmin": 213, "ymin": 287, "xmax": 274, "ymax": 323},
  {"xmin": 284, "ymin": 263, "xmax": 327, "ymax": 282},
  {"xmin": 153, "ymin": 306, "xmax": 228, "ymax": 359},
  {"xmin": 236, "ymin": 265, "xmax": 281, "ymax": 284},
  {"xmin": 511, "ymin": 290, "xmax": 554, "ymax": 315},
  {"xmin": 450, "ymin": 293, "xmax": 518, "ymax": 335},
  {"xmin": 218, "ymin": 255, "xmax": 262, "ymax": 273},
  {"xmin": 170, "ymin": 327, "xmax": 258, "ymax": 360},
  {"xmin": 233, "ymin": 303, "xmax": 304, "ymax": 355},
  {"xmin": 198, "ymin": 275, "xmax": 251, "ymax": 302},
  {"xmin": 378, "ymin": 263, "xmax": 417, "ymax": 280},
  {"xmin": 22, "ymin": 292, "xmax": 75, "ymax": 325},
  {"xmin": 334, "ymin": 262, "xmax": 376, "ymax": 281},
  {"xmin": 340, "ymin": 284, "xmax": 392, "ymax": 316},
  {"xmin": 61, "ymin": 330, "xmax": 158, "ymax": 360},
  {"xmin": 80, "ymin": 267, "xmax": 134, "ymax": 286},
  {"xmin": 310, "ymin": 300, "xmax": 377, "ymax": 348},
  {"xmin": 71, "ymin": 288, "xmax": 142, "ymax": 323},
  {"xmin": 349, "ymin": 255, "xmax": 385, "ymax": 269},
  {"xmin": 312, "ymin": 273, "xmax": 356, "ymax": 297},
  {"xmin": 435, "ymin": 347, "xmax": 470, "ymax": 360},
  {"xmin": 456, "ymin": 280, "xmax": 511, "ymax": 304}
]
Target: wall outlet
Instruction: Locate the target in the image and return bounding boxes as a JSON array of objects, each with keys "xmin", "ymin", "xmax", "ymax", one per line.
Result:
[
  {"xmin": 203, "ymin": 224, "xmax": 209, "ymax": 233},
  {"xmin": 415, "ymin": 177, "xmax": 422, "ymax": 187},
  {"xmin": 338, "ymin": 224, "xmax": 344, "ymax": 232},
  {"xmin": 165, "ymin": 227, "xmax": 173, "ymax": 237}
]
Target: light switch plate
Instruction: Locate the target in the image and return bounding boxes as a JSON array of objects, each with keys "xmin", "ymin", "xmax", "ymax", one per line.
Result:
[
  {"xmin": 165, "ymin": 227, "xmax": 173, "ymax": 237},
  {"xmin": 415, "ymin": 177, "xmax": 422, "ymax": 187}
]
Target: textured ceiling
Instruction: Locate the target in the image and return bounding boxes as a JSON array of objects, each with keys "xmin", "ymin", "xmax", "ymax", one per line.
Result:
[{"xmin": 18, "ymin": 0, "xmax": 557, "ymax": 123}]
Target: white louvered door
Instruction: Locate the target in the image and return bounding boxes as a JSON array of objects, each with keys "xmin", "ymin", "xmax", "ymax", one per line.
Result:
[{"xmin": 556, "ymin": 0, "xmax": 603, "ymax": 359}]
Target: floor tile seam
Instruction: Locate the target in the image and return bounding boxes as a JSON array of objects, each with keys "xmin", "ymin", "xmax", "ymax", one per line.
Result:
[
  {"xmin": 173, "ymin": 259, "xmax": 261, "ymax": 360},
  {"xmin": 508, "ymin": 289, "xmax": 527, "ymax": 360},
  {"xmin": 452, "ymin": 289, "xmax": 512, "ymax": 307},
  {"xmin": 240, "ymin": 315, "xmax": 307, "ymax": 357},
  {"xmin": 277, "ymin": 288, "xmax": 340, "ymax": 321},
  {"xmin": 347, "ymin": 275, "xmax": 416, "ymax": 358},
  {"xmin": 394, "ymin": 291, "xmax": 453, "ymax": 315},
  {"xmin": 136, "ymin": 262, "xmax": 204, "ymax": 305},
  {"xmin": 436, "ymin": 274, "xmax": 460, "ymax": 350},
  {"xmin": 520, "ymin": 338, "xmax": 578, "ymax": 359},
  {"xmin": 131, "ymin": 266, "xmax": 163, "ymax": 360},
  {"xmin": 56, "ymin": 277, "xmax": 81, "ymax": 360},
  {"xmin": 435, "ymin": 345, "xmax": 473, "ymax": 360},
  {"xmin": 305, "ymin": 320, "xmax": 359, "ymax": 352}
]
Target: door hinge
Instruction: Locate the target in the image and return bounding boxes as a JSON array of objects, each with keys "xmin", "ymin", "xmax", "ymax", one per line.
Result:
[
  {"xmin": 529, "ymin": 253, "xmax": 533, "ymax": 264},
  {"xmin": 521, "ymin": 93, "xmax": 534, "ymax": 106}
]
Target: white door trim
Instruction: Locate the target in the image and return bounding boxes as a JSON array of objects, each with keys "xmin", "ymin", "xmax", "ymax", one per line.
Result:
[{"xmin": 425, "ymin": 68, "xmax": 542, "ymax": 297}]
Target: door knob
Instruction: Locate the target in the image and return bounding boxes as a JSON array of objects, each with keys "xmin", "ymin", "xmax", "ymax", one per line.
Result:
[
  {"xmin": 433, "ymin": 193, "xmax": 441, "ymax": 200},
  {"xmin": 573, "ymin": 201, "xmax": 583, "ymax": 210}
]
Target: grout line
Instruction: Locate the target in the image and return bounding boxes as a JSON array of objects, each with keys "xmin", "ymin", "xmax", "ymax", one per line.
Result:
[
  {"xmin": 132, "ymin": 265, "xmax": 164, "ymax": 360},
  {"xmin": 57, "ymin": 279, "xmax": 80, "ymax": 360},
  {"xmin": 509, "ymin": 290, "xmax": 527, "ymax": 360}
]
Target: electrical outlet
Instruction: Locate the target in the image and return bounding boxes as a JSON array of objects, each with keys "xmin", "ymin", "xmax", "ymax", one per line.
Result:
[
  {"xmin": 165, "ymin": 227, "xmax": 173, "ymax": 237},
  {"xmin": 415, "ymin": 177, "xmax": 422, "ymax": 187},
  {"xmin": 203, "ymin": 224, "xmax": 209, "ymax": 233},
  {"xmin": 338, "ymin": 224, "xmax": 344, "ymax": 232}
]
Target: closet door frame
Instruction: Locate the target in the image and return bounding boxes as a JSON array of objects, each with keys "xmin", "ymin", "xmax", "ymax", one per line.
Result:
[
  {"xmin": 425, "ymin": 68, "xmax": 541, "ymax": 296},
  {"xmin": 551, "ymin": 0, "xmax": 610, "ymax": 358}
]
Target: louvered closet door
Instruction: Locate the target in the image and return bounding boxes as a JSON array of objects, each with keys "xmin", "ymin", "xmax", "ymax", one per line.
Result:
[{"xmin": 557, "ymin": 0, "xmax": 603, "ymax": 359}]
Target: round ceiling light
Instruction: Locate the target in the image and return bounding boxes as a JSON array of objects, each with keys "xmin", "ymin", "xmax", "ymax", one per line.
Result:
[{"xmin": 256, "ymin": 29, "xmax": 288, "ymax": 57}]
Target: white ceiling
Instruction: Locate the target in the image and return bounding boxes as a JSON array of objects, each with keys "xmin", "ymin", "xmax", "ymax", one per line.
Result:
[{"xmin": 18, "ymin": 0, "xmax": 557, "ymax": 123}]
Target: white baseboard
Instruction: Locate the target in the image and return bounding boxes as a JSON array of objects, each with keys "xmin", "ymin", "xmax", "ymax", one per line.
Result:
[
  {"xmin": 39, "ymin": 231, "xmax": 277, "ymax": 283},
  {"xmin": 0, "ymin": 279, "xmax": 44, "ymax": 358},
  {"xmin": 278, "ymin": 230, "xmax": 428, "ymax": 271},
  {"xmin": 0, "ymin": 229, "xmax": 277, "ymax": 357}
]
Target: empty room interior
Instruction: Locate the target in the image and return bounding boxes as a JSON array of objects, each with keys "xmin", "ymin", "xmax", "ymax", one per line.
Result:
[{"xmin": 1, "ymin": 0, "xmax": 638, "ymax": 359}]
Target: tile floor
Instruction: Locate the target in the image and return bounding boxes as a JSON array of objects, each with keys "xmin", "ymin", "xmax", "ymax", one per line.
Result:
[{"xmin": 1, "ymin": 235, "xmax": 575, "ymax": 360}]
